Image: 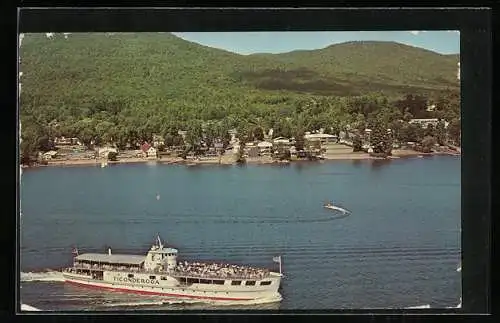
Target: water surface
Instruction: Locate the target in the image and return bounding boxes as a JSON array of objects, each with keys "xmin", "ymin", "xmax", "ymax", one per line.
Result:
[{"xmin": 20, "ymin": 156, "xmax": 461, "ymax": 310}]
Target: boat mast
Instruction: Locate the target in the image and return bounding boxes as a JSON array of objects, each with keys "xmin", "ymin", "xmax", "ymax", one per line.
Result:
[
  {"xmin": 157, "ymin": 234, "xmax": 163, "ymax": 249},
  {"xmin": 273, "ymin": 256, "xmax": 282, "ymax": 276}
]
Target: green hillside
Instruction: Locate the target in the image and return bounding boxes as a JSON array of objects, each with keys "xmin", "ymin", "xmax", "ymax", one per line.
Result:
[
  {"xmin": 247, "ymin": 41, "xmax": 459, "ymax": 95},
  {"xmin": 19, "ymin": 32, "xmax": 460, "ymax": 158},
  {"xmin": 20, "ymin": 33, "xmax": 458, "ymax": 111}
]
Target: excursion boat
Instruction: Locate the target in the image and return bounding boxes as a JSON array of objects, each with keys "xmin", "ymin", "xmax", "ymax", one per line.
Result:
[{"xmin": 62, "ymin": 236, "xmax": 283, "ymax": 303}]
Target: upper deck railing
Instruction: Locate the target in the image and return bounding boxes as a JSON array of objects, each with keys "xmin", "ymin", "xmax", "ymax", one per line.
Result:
[{"xmin": 71, "ymin": 263, "xmax": 272, "ymax": 280}]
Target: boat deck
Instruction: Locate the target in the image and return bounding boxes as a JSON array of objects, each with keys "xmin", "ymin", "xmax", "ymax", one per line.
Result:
[{"xmin": 70, "ymin": 261, "xmax": 271, "ymax": 280}]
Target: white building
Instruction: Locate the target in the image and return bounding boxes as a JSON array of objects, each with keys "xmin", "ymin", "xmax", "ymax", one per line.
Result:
[
  {"xmin": 146, "ymin": 147, "xmax": 157, "ymax": 158},
  {"xmin": 42, "ymin": 151, "xmax": 58, "ymax": 160},
  {"xmin": 152, "ymin": 134, "xmax": 164, "ymax": 148},
  {"xmin": 304, "ymin": 133, "xmax": 337, "ymax": 144},
  {"xmin": 409, "ymin": 118, "xmax": 439, "ymax": 129}
]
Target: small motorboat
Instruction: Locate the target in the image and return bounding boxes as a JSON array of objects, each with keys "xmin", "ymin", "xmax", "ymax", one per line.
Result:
[{"xmin": 323, "ymin": 201, "xmax": 350, "ymax": 214}]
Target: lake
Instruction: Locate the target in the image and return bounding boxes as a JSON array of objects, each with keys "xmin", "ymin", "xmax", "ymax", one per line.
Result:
[{"xmin": 19, "ymin": 156, "xmax": 461, "ymax": 310}]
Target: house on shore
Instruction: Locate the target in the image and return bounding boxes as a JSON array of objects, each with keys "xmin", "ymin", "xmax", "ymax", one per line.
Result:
[
  {"xmin": 214, "ymin": 142, "xmax": 225, "ymax": 155},
  {"xmin": 152, "ymin": 134, "xmax": 165, "ymax": 148},
  {"xmin": 409, "ymin": 118, "xmax": 439, "ymax": 129},
  {"xmin": 54, "ymin": 137, "xmax": 81, "ymax": 146},
  {"xmin": 304, "ymin": 133, "xmax": 338, "ymax": 145},
  {"xmin": 244, "ymin": 143, "xmax": 260, "ymax": 158},
  {"xmin": 41, "ymin": 150, "xmax": 58, "ymax": 160},
  {"xmin": 141, "ymin": 142, "xmax": 157, "ymax": 159},
  {"xmin": 273, "ymin": 137, "xmax": 291, "ymax": 145},
  {"xmin": 257, "ymin": 141, "xmax": 273, "ymax": 156}
]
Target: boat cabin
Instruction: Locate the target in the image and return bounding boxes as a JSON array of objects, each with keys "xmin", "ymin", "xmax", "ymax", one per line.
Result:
[
  {"xmin": 143, "ymin": 239, "xmax": 178, "ymax": 271},
  {"xmin": 71, "ymin": 236, "xmax": 178, "ymax": 273},
  {"xmin": 73, "ymin": 253, "xmax": 146, "ymax": 271}
]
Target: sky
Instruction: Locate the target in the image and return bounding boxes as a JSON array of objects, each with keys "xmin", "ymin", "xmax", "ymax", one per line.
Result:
[{"xmin": 172, "ymin": 31, "xmax": 460, "ymax": 55}]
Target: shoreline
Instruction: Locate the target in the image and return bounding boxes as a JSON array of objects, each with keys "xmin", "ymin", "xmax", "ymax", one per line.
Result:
[{"xmin": 22, "ymin": 150, "xmax": 460, "ymax": 169}]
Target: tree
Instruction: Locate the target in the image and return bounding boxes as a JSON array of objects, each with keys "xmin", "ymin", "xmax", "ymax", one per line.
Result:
[
  {"xmin": 420, "ymin": 136, "xmax": 437, "ymax": 153},
  {"xmin": 95, "ymin": 120, "xmax": 115, "ymax": 144},
  {"xmin": 37, "ymin": 135, "xmax": 55, "ymax": 152},
  {"xmin": 235, "ymin": 144, "xmax": 246, "ymax": 164},
  {"xmin": 20, "ymin": 118, "xmax": 48, "ymax": 164},
  {"xmin": 370, "ymin": 119, "xmax": 392, "ymax": 156},
  {"xmin": 172, "ymin": 134, "xmax": 185, "ymax": 147},
  {"xmin": 435, "ymin": 120, "xmax": 446, "ymax": 145},
  {"xmin": 413, "ymin": 124, "xmax": 426, "ymax": 143},
  {"xmin": 294, "ymin": 129, "xmax": 306, "ymax": 151},
  {"xmin": 424, "ymin": 123, "xmax": 435, "ymax": 137},
  {"xmin": 203, "ymin": 122, "xmax": 217, "ymax": 148},
  {"xmin": 107, "ymin": 151, "xmax": 118, "ymax": 161},
  {"xmin": 435, "ymin": 90, "xmax": 460, "ymax": 121},
  {"xmin": 273, "ymin": 119, "xmax": 293, "ymax": 138},
  {"xmin": 236, "ymin": 122, "xmax": 251, "ymax": 143},
  {"xmin": 74, "ymin": 118, "xmax": 98, "ymax": 148},
  {"xmin": 447, "ymin": 118, "xmax": 461, "ymax": 146},
  {"xmin": 20, "ymin": 138, "xmax": 36, "ymax": 165},
  {"xmin": 352, "ymin": 134, "xmax": 363, "ymax": 152},
  {"xmin": 163, "ymin": 133, "xmax": 175, "ymax": 147},
  {"xmin": 274, "ymin": 143, "xmax": 291, "ymax": 161},
  {"xmin": 185, "ymin": 120, "xmax": 203, "ymax": 150},
  {"xmin": 354, "ymin": 113, "xmax": 366, "ymax": 133},
  {"xmin": 395, "ymin": 94, "xmax": 428, "ymax": 118},
  {"xmin": 252, "ymin": 126, "xmax": 265, "ymax": 141},
  {"xmin": 402, "ymin": 109, "xmax": 413, "ymax": 122}
]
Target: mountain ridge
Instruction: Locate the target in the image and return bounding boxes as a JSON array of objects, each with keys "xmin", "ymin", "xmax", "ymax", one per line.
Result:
[{"xmin": 19, "ymin": 32, "xmax": 459, "ymax": 117}]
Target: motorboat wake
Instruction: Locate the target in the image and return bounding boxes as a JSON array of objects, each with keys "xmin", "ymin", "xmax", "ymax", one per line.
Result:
[{"xmin": 20, "ymin": 303, "xmax": 41, "ymax": 311}]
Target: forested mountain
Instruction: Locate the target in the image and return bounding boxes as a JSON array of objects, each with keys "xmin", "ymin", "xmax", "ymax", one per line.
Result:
[
  {"xmin": 249, "ymin": 41, "xmax": 459, "ymax": 95},
  {"xmin": 19, "ymin": 32, "xmax": 460, "ymax": 158}
]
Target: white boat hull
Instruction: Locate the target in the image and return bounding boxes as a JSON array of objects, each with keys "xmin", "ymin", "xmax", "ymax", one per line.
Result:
[
  {"xmin": 324, "ymin": 205, "xmax": 350, "ymax": 213},
  {"xmin": 62, "ymin": 271, "xmax": 282, "ymax": 304}
]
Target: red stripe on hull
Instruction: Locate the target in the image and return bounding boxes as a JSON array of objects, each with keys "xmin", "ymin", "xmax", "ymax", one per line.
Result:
[{"xmin": 64, "ymin": 280, "xmax": 253, "ymax": 301}]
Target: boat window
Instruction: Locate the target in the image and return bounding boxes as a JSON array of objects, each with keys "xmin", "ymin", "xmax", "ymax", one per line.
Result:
[
  {"xmin": 149, "ymin": 275, "xmax": 156, "ymax": 280},
  {"xmin": 199, "ymin": 279, "xmax": 211, "ymax": 284},
  {"xmin": 260, "ymin": 281, "xmax": 272, "ymax": 286},
  {"xmin": 231, "ymin": 280, "xmax": 241, "ymax": 285},
  {"xmin": 245, "ymin": 281, "xmax": 256, "ymax": 286},
  {"xmin": 186, "ymin": 278, "xmax": 199, "ymax": 284},
  {"xmin": 161, "ymin": 276, "xmax": 168, "ymax": 280},
  {"xmin": 128, "ymin": 274, "xmax": 134, "ymax": 278},
  {"xmin": 212, "ymin": 280, "xmax": 224, "ymax": 285}
]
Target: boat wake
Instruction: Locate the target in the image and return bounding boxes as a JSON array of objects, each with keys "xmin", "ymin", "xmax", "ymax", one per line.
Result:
[
  {"xmin": 20, "ymin": 303, "xmax": 42, "ymax": 311},
  {"xmin": 93, "ymin": 296, "xmax": 281, "ymax": 309},
  {"xmin": 210, "ymin": 294, "xmax": 283, "ymax": 306},
  {"xmin": 403, "ymin": 298, "xmax": 461, "ymax": 309},
  {"xmin": 405, "ymin": 304, "xmax": 431, "ymax": 309},
  {"xmin": 100, "ymin": 299, "xmax": 198, "ymax": 307},
  {"xmin": 21, "ymin": 271, "xmax": 64, "ymax": 282}
]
